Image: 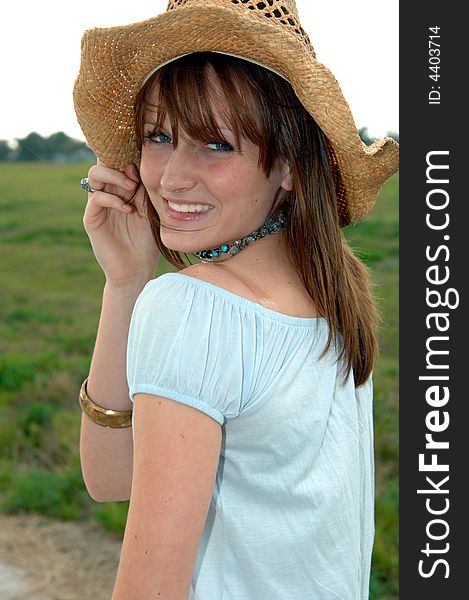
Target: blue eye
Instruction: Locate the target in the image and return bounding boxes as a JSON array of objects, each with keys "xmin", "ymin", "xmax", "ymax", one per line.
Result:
[
  {"xmin": 146, "ymin": 132, "xmax": 172, "ymax": 144},
  {"xmin": 207, "ymin": 141, "xmax": 234, "ymax": 153}
]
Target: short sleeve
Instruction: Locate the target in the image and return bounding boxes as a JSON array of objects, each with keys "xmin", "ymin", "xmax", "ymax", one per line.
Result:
[{"xmin": 126, "ymin": 274, "xmax": 257, "ymax": 425}]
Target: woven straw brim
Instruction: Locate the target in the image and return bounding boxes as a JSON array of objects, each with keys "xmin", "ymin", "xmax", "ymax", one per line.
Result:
[{"xmin": 73, "ymin": 3, "xmax": 399, "ymax": 226}]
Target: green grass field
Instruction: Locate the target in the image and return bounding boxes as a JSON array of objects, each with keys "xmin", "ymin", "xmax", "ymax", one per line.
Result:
[{"xmin": 0, "ymin": 162, "xmax": 398, "ymax": 598}]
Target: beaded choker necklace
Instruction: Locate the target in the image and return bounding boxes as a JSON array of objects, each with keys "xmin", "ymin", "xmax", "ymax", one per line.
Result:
[{"xmin": 194, "ymin": 213, "xmax": 286, "ymax": 263}]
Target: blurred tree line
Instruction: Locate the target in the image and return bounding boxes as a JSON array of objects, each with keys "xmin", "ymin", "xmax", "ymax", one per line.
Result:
[
  {"xmin": 0, "ymin": 132, "xmax": 94, "ymax": 162},
  {"xmin": 0, "ymin": 128, "xmax": 399, "ymax": 162}
]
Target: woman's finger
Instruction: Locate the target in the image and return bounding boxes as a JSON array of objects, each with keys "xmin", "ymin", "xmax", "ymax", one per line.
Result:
[
  {"xmin": 122, "ymin": 164, "xmax": 148, "ymax": 216},
  {"xmin": 85, "ymin": 190, "xmax": 134, "ymax": 216},
  {"xmin": 88, "ymin": 164, "xmax": 137, "ymax": 197}
]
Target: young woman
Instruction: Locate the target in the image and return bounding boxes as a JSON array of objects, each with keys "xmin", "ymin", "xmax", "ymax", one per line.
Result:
[{"xmin": 73, "ymin": 1, "xmax": 399, "ymax": 598}]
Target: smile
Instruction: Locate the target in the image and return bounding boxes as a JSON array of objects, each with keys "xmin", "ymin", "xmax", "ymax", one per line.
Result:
[{"xmin": 167, "ymin": 200, "xmax": 213, "ymax": 214}]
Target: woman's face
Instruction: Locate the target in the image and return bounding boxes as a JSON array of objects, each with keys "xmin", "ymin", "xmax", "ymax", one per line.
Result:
[{"xmin": 139, "ymin": 83, "xmax": 293, "ymax": 254}]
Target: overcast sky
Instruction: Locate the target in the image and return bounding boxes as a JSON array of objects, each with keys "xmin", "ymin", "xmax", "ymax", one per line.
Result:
[{"xmin": 1, "ymin": 0, "xmax": 398, "ymax": 142}]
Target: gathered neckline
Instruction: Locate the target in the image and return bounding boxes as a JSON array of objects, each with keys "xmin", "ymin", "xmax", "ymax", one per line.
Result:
[{"xmin": 156, "ymin": 272, "xmax": 328, "ymax": 328}]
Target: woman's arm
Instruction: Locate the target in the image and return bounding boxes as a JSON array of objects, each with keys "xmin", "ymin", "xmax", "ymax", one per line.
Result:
[
  {"xmin": 112, "ymin": 394, "xmax": 222, "ymax": 599},
  {"xmin": 79, "ymin": 162, "xmax": 159, "ymax": 501},
  {"xmin": 80, "ymin": 278, "xmax": 148, "ymax": 502}
]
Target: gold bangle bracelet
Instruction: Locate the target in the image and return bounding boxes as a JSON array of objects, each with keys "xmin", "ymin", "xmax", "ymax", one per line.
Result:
[{"xmin": 79, "ymin": 377, "xmax": 133, "ymax": 428}]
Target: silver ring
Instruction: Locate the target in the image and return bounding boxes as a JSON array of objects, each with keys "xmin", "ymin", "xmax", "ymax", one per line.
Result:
[{"xmin": 80, "ymin": 177, "xmax": 101, "ymax": 193}]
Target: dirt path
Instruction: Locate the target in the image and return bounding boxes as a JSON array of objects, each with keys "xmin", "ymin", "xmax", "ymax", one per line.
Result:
[{"xmin": 0, "ymin": 513, "xmax": 122, "ymax": 600}]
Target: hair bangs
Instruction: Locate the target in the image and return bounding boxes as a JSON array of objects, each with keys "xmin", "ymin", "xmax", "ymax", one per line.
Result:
[{"xmin": 135, "ymin": 53, "xmax": 283, "ymax": 175}]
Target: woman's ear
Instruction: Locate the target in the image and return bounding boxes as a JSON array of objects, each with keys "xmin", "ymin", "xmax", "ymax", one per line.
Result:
[{"xmin": 280, "ymin": 162, "xmax": 293, "ymax": 192}]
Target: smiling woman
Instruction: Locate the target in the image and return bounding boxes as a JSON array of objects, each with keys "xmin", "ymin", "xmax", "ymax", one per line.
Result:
[
  {"xmin": 135, "ymin": 55, "xmax": 293, "ymax": 256},
  {"xmin": 72, "ymin": 1, "xmax": 398, "ymax": 599}
]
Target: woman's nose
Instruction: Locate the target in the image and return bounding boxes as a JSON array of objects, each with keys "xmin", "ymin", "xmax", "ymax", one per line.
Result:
[{"xmin": 159, "ymin": 141, "xmax": 197, "ymax": 193}]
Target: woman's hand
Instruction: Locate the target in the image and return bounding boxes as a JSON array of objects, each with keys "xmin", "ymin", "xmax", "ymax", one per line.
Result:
[{"xmin": 83, "ymin": 162, "xmax": 160, "ymax": 287}]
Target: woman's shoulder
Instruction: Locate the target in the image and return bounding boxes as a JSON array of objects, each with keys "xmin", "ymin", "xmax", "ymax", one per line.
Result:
[
  {"xmin": 179, "ymin": 263, "xmax": 259, "ymax": 302},
  {"xmin": 136, "ymin": 264, "xmax": 245, "ymax": 315},
  {"xmin": 143, "ymin": 263, "xmax": 277, "ymax": 316},
  {"xmin": 179, "ymin": 262, "xmax": 319, "ymax": 320},
  {"xmin": 138, "ymin": 263, "xmax": 321, "ymax": 325},
  {"xmin": 139, "ymin": 263, "xmax": 246, "ymax": 304}
]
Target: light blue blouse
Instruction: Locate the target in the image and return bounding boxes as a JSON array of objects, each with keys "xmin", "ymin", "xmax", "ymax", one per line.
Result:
[{"xmin": 127, "ymin": 272, "xmax": 374, "ymax": 600}]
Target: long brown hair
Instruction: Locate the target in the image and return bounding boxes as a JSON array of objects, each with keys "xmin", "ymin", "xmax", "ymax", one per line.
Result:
[{"xmin": 134, "ymin": 52, "xmax": 379, "ymax": 386}]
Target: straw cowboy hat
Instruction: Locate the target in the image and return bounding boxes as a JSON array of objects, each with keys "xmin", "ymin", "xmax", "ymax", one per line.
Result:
[{"xmin": 73, "ymin": 0, "xmax": 399, "ymax": 226}]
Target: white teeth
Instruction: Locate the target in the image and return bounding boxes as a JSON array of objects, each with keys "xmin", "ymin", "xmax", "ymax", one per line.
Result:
[{"xmin": 168, "ymin": 200, "xmax": 212, "ymax": 213}]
